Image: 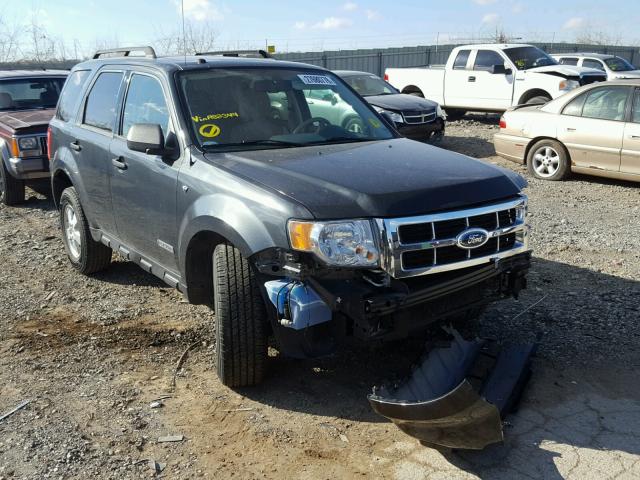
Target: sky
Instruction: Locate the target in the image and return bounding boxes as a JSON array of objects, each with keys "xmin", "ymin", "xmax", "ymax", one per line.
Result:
[{"xmin": 5, "ymin": 0, "xmax": 639, "ymax": 55}]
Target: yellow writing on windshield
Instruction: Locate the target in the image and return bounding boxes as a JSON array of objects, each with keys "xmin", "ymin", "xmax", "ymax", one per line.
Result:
[{"xmin": 192, "ymin": 112, "xmax": 239, "ymax": 122}]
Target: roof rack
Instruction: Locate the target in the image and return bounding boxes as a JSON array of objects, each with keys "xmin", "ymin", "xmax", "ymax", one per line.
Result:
[
  {"xmin": 93, "ymin": 46, "xmax": 157, "ymax": 60},
  {"xmin": 195, "ymin": 49, "xmax": 272, "ymax": 59}
]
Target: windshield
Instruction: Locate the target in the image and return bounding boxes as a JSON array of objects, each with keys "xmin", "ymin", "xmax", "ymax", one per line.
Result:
[
  {"xmin": 179, "ymin": 68, "xmax": 394, "ymax": 151},
  {"xmin": 504, "ymin": 47, "xmax": 557, "ymax": 70},
  {"xmin": 341, "ymin": 73, "xmax": 397, "ymax": 97},
  {"xmin": 605, "ymin": 57, "xmax": 636, "ymax": 72},
  {"xmin": 0, "ymin": 77, "xmax": 66, "ymax": 111}
]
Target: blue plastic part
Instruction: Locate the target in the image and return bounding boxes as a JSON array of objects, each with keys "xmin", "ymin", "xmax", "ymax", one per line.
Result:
[{"xmin": 264, "ymin": 279, "xmax": 332, "ymax": 330}]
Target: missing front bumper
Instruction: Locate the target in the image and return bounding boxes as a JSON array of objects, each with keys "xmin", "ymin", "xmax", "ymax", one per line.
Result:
[{"xmin": 368, "ymin": 329, "xmax": 535, "ymax": 450}]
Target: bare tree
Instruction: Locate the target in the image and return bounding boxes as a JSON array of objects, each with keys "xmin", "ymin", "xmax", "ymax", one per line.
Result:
[{"xmin": 154, "ymin": 20, "xmax": 218, "ymax": 56}]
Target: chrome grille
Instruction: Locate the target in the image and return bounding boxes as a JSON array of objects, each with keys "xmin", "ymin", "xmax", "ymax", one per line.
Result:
[
  {"xmin": 376, "ymin": 196, "xmax": 530, "ymax": 279},
  {"xmin": 402, "ymin": 110, "xmax": 437, "ymax": 125}
]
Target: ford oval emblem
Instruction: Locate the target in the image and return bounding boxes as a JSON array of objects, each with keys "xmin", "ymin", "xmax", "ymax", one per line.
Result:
[{"xmin": 456, "ymin": 228, "xmax": 489, "ymax": 249}]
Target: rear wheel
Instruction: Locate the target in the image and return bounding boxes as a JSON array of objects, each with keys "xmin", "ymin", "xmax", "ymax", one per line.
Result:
[
  {"xmin": 213, "ymin": 242, "xmax": 268, "ymax": 387},
  {"xmin": 0, "ymin": 160, "xmax": 25, "ymax": 205},
  {"xmin": 59, "ymin": 187, "xmax": 112, "ymax": 274},
  {"xmin": 527, "ymin": 139, "xmax": 570, "ymax": 181}
]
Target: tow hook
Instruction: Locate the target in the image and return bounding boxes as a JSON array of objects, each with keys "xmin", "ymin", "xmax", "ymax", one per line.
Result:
[{"xmin": 368, "ymin": 328, "xmax": 535, "ymax": 450}]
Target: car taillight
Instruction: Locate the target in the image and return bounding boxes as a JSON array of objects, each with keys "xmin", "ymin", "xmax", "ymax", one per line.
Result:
[
  {"xmin": 384, "ymin": 73, "xmax": 389, "ymax": 81},
  {"xmin": 47, "ymin": 126, "xmax": 52, "ymax": 161},
  {"xmin": 499, "ymin": 117, "xmax": 506, "ymax": 129}
]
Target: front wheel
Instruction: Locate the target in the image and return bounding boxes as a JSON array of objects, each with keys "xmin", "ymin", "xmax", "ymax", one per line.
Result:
[
  {"xmin": 0, "ymin": 160, "xmax": 25, "ymax": 205},
  {"xmin": 213, "ymin": 243, "xmax": 268, "ymax": 387},
  {"xmin": 526, "ymin": 139, "xmax": 570, "ymax": 181},
  {"xmin": 59, "ymin": 187, "xmax": 112, "ymax": 274}
]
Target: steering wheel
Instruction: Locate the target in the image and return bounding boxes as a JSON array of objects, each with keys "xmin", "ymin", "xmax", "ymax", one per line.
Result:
[{"xmin": 293, "ymin": 117, "xmax": 331, "ymax": 134}]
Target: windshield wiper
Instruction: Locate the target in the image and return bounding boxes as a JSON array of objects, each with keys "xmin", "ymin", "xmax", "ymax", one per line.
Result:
[
  {"xmin": 308, "ymin": 137, "xmax": 378, "ymax": 145},
  {"xmin": 204, "ymin": 139, "xmax": 305, "ymax": 149}
]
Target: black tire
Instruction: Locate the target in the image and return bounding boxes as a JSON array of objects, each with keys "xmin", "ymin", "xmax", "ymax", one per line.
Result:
[
  {"xmin": 526, "ymin": 139, "xmax": 570, "ymax": 181},
  {"xmin": 0, "ymin": 159, "xmax": 25, "ymax": 205},
  {"xmin": 525, "ymin": 95, "xmax": 551, "ymax": 105},
  {"xmin": 213, "ymin": 242, "xmax": 268, "ymax": 387},
  {"xmin": 444, "ymin": 109, "xmax": 466, "ymax": 121},
  {"xmin": 59, "ymin": 187, "xmax": 112, "ymax": 274}
]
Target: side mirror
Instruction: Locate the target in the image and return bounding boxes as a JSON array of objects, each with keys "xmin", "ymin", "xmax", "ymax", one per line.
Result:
[
  {"xmin": 127, "ymin": 123, "xmax": 166, "ymax": 155},
  {"xmin": 491, "ymin": 64, "xmax": 512, "ymax": 75}
]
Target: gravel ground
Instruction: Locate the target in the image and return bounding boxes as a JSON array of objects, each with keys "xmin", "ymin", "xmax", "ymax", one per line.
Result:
[{"xmin": 0, "ymin": 117, "xmax": 638, "ymax": 479}]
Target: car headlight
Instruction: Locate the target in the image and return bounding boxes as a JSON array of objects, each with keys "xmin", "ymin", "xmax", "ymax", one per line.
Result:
[
  {"xmin": 436, "ymin": 104, "xmax": 445, "ymax": 118},
  {"xmin": 288, "ymin": 219, "xmax": 380, "ymax": 267},
  {"xmin": 373, "ymin": 106, "xmax": 404, "ymax": 124},
  {"xmin": 18, "ymin": 136, "xmax": 39, "ymax": 151},
  {"xmin": 559, "ymin": 79, "xmax": 580, "ymax": 91}
]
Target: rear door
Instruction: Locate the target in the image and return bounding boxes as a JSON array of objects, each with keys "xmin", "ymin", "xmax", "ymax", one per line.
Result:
[
  {"xmin": 621, "ymin": 88, "xmax": 640, "ymax": 175},
  {"xmin": 72, "ymin": 70, "xmax": 125, "ymax": 234},
  {"xmin": 465, "ymin": 49, "xmax": 513, "ymax": 110},
  {"xmin": 109, "ymin": 70, "xmax": 182, "ymax": 271},
  {"xmin": 444, "ymin": 49, "xmax": 473, "ymax": 108},
  {"xmin": 557, "ymin": 85, "xmax": 630, "ymax": 171}
]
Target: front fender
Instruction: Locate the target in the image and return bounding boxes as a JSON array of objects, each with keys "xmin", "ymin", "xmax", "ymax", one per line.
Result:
[{"xmin": 177, "ymin": 193, "xmax": 295, "ymax": 272}]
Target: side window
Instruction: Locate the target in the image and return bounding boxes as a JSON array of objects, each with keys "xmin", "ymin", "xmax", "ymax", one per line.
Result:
[
  {"xmin": 453, "ymin": 50, "xmax": 471, "ymax": 70},
  {"xmin": 473, "ymin": 50, "xmax": 505, "ymax": 71},
  {"xmin": 57, "ymin": 70, "xmax": 90, "ymax": 121},
  {"xmin": 83, "ymin": 72, "xmax": 123, "ymax": 132},
  {"xmin": 582, "ymin": 86, "xmax": 630, "ymax": 121},
  {"xmin": 122, "ymin": 74, "xmax": 170, "ymax": 138},
  {"xmin": 631, "ymin": 90, "xmax": 640, "ymax": 123},
  {"xmin": 563, "ymin": 92, "xmax": 587, "ymax": 116},
  {"xmin": 559, "ymin": 58, "xmax": 578, "ymax": 66},
  {"xmin": 583, "ymin": 59, "xmax": 605, "ymax": 71}
]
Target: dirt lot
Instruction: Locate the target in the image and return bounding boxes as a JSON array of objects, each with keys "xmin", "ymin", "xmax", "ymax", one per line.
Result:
[{"xmin": 1, "ymin": 116, "xmax": 639, "ymax": 479}]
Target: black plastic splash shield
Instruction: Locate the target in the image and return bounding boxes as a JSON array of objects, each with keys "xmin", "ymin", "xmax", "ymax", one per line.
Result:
[{"xmin": 368, "ymin": 330, "xmax": 535, "ymax": 450}]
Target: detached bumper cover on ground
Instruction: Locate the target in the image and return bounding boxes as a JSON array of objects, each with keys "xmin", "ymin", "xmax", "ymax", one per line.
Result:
[{"xmin": 368, "ymin": 330, "xmax": 535, "ymax": 450}]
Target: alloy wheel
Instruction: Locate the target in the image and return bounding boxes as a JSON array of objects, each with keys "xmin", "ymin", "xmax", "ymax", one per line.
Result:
[
  {"xmin": 64, "ymin": 204, "xmax": 82, "ymax": 261},
  {"xmin": 532, "ymin": 146, "xmax": 560, "ymax": 178}
]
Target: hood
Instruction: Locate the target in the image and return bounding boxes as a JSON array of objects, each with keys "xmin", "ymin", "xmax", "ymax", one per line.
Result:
[
  {"xmin": 527, "ymin": 65, "xmax": 604, "ymax": 77},
  {"xmin": 204, "ymin": 139, "xmax": 526, "ymax": 219},
  {"xmin": 0, "ymin": 109, "xmax": 55, "ymax": 131},
  {"xmin": 364, "ymin": 93, "xmax": 438, "ymax": 112}
]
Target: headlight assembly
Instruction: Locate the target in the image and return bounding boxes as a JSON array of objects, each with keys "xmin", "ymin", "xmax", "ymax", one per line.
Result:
[
  {"xmin": 559, "ymin": 79, "xmax": 580, "ymax": 91},
  {"xmin": 288, "ymin": 219, "xmax": 380, "ymax": 267},
  {"xmin": 373, "ymin": 106, "xmax": 404, "ymax": 124},
  {"xmin": 18, "ymin": 136, "xmax": 39, "ymax": 150}
]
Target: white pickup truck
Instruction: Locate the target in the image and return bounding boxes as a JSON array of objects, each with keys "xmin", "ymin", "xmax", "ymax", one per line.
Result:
[{"xmin": 385, "ymin": 44, "xmax": 607, "ymax": 119}]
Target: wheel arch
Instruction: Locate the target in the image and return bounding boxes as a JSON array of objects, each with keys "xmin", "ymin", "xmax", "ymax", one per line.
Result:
[
  {"xmin": 525, "ymin": 136, "xmax": 572, "ymax": 168},
  {"xmin": 52, "ymin": 168, "xmax": 74, "ymax": 208},
  {"xmin": 401, "ymin": 85, "xmax": 424, "ymax": 97},
  {"xmin": 518, "ymin": 89, "xmax": 552, "ymax": 105}
]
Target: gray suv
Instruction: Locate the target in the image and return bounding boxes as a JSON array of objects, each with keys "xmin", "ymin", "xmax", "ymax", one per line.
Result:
[{"xmin": 49, "ymin": 47, "xmax": 532, "ymax": 388}]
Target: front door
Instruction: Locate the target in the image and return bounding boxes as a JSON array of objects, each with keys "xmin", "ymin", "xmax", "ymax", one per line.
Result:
[
  {"xmin": 620, "ymin": 88, "xmax": 640, "ymax": 175},
  {"xmin": 557, "ymin": 85, "xmax": 630, "ymax": 171},
  {"xmin": 465, "ymin": 49, "xmax": 514, "ymax": 110},
  {"xmin": 109, "ymin": 71, "xmax": 181, "ymax": 270}
]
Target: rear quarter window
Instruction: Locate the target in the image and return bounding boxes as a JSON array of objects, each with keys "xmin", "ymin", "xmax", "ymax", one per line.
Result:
[
  {"xmin": 57, "ymin": 70, "xmax": 90, "ymax": 122},
  {"xmin": 453, "ymin": 50, "xmax": 471, "ymax": 70}
]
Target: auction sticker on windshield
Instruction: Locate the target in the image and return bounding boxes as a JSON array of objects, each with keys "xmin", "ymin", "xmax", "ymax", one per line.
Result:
[
  {"xmin": 298, "ymin": 74, "xmax": 337, "ymax": 86},
  {"xmin": 199, "ymin": 123, "xmax": 221, "ymax": 138}
]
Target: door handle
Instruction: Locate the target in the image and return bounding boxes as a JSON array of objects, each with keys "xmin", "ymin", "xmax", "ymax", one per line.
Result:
[
  {"xmin": 468, "ymin": 76, "xmax": 476, "ymax": 82},
  {"xmin": 629, "ymin": 135, "xmax": 640, "ymax": 139},
  {"xmin": 566, "ymin": 127, "xmax": 576, "ymax": 132},
  {"xmin": 70, "ymin": 141, "xmax": 81, "ymax": 152},
  {"xmin": 112, "ymin": 157, "xmax": 128, "ymax": 170}
]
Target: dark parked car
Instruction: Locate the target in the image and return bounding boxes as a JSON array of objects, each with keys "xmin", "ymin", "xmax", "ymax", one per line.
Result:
[
  {"xmin": 0, "ymin": 70, "xmax": 67, "ymax": 205},
  {"xmin": 49, "ymin": 48, "xmax": 531, "ymax": 396},
  {"xmin": 335, "ymin": 70, "xmax": 445, "ymax": 141}
]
